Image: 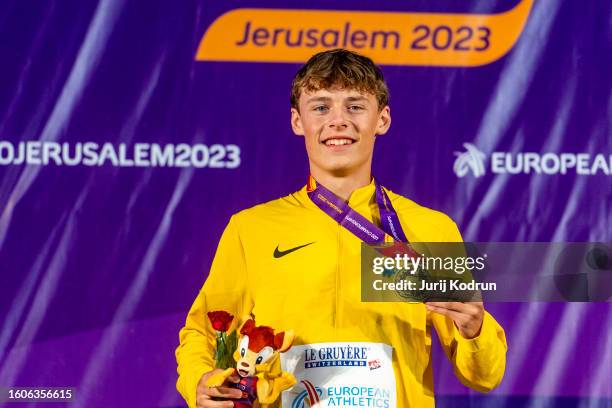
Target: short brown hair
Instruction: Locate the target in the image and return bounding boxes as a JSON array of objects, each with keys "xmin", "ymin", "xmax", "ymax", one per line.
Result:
[{"xmin": 290, "ymin": 49, "xmax": 389, "ymax": 111}]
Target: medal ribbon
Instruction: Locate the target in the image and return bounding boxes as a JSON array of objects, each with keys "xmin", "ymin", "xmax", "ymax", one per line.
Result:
[{"xmin": 307, "ymin": 175, "xmax": 408, "ymax": 245}]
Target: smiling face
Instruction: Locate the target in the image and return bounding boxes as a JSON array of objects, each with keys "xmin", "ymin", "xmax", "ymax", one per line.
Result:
[{"xmin": 291, "ymin": 86, "xmax": 391, "ymax": 179}]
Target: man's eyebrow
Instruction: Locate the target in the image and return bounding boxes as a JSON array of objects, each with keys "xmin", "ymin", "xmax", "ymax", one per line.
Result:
[
  {"xmin": 305, "ymin": 96, "xmax": 370, "ymax": 104},
  {"xmin": 345, "ymin": 96, "xmax": 369, "ymax": 102},
  {"xmin": 305, "ymin": 96, "xmax": 332, "ymax": 104}
]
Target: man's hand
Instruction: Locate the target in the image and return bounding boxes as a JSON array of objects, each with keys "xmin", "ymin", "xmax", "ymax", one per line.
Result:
[
  {"xmin": 426, "ymin": 301, "xmax": 484, "ymax": 339},
  {"xmin": 196, "ymin": 369, "xmax": 242, "ymax": 407}
]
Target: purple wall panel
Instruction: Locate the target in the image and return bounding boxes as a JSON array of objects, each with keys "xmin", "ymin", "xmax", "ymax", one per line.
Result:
[{"xmin": 0, "ymin": 0, "xmax": 610, "ymax": 406}]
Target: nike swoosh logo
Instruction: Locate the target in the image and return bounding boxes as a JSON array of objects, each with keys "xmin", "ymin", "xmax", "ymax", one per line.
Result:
[{"xmin": 273, "ymin": 242, "xmax": 315, "ymax": 258}]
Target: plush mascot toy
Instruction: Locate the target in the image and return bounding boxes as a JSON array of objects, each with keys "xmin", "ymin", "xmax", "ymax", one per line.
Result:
[{"xmin": 206, "ymin": 317, "xmax": 297, "ymax": 407}]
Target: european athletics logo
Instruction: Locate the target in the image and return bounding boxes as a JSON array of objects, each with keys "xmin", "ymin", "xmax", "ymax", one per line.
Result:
[
  {"xmin": 453, "ymin": 142, "xmax": 612, "ymax": 177},
  {"xmin": 291, "ymin": 380, "xmax": 323, "ymax": 408},
  {"xmin": 290, "ymin": 381, "xmax": 392, "ymax": 408},
  {"xmin": 454, "ymin": 143, "xmax": 486, "ymax": 177}
]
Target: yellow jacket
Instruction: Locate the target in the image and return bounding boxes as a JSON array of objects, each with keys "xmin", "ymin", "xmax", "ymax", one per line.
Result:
[{"xmin": 175, "ymin": 181, "xmax": 507, "ymax": 407}]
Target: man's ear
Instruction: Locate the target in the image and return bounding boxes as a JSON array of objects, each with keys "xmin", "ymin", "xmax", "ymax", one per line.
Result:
[
  {"xmin": 376, "ymin": 105, "xmax": 391, "ymax": 136},
  {"xmin": 291, "ymin": 108, "xmax": 305, "ymax": 136}
]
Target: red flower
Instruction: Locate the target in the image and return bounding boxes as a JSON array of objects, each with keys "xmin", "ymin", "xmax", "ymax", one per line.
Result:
[{"xmin": 207, "ymin": 311, "xmax": 234, "ymax": 332}]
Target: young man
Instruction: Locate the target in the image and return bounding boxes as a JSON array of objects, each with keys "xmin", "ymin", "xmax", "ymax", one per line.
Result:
[{"xmin": 176, "ymin": 49, "xmax": 507, "ymax": 408}]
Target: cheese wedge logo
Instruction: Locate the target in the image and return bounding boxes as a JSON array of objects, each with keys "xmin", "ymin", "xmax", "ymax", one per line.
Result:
[{"xmin": 196, "ymin": 0, "xmax": 533, "ymax": 66}]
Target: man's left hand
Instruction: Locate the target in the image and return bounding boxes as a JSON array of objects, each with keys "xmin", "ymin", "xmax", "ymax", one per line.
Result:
[{"xmin": 426, "ymin": 301, "xmax": 484, "ymax": 339}]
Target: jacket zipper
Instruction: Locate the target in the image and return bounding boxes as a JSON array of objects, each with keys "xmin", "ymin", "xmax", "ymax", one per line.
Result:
[{"xmin": 334, "ymin": 223, "xmax": 341, "ymax": 335}]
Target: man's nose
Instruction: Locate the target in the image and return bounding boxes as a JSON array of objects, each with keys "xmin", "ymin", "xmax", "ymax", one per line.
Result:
[{"xmin": 327, "ymin": 108, "xmax": 348, "ymax": 129}]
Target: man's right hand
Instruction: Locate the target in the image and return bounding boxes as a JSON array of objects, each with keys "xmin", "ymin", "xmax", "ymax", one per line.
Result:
[{"xmin": 196, "ymin": 369, "xmax": 242, "ymax": 407}]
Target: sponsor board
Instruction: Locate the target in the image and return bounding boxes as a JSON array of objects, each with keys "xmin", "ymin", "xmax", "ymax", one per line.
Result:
[{"xmin": 281, "ymin": 342, "xmax": 395, "ymax": 407}]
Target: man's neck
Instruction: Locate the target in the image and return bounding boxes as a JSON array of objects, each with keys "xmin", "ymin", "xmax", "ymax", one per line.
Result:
[{"xmin": 310, "ymin": 169, "xmax": 371, "ymax": 202}]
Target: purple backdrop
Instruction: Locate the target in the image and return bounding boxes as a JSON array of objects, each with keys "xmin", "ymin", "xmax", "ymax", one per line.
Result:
[{"xmin": 0, "ymin": 0, "xmax": 610, "ymax": 407}]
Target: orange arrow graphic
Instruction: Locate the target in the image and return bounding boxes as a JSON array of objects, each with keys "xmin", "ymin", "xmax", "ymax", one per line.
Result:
[{"xmin": 196, "ymin": 0, "xmax": 533, "ymax": 67}]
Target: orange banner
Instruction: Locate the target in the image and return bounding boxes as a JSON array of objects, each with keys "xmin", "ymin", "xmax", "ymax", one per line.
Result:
[{"xmin": 196, "ymin": 0, "xmax": 532, "ymax": 66}]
